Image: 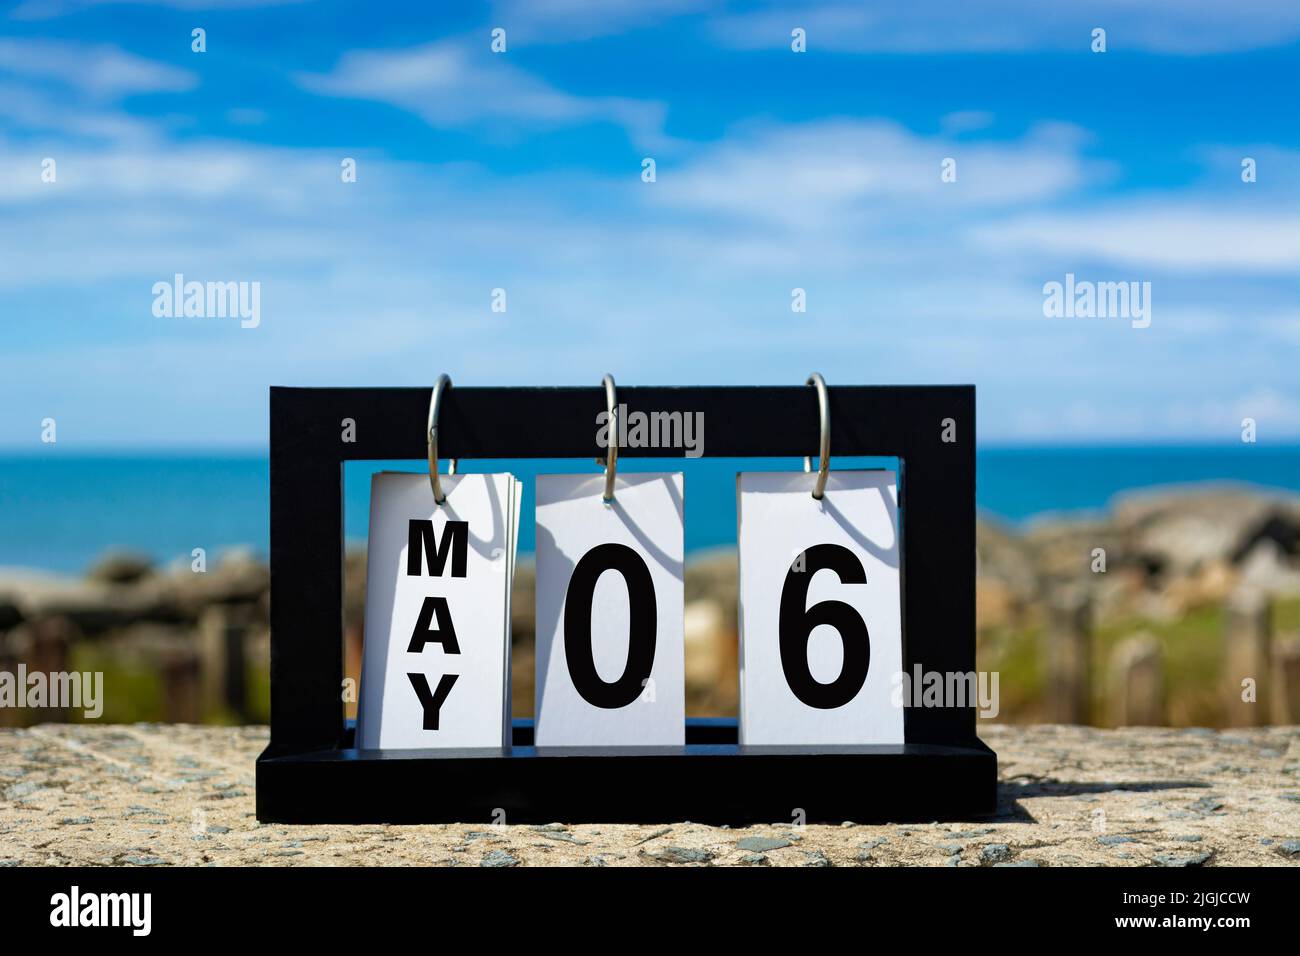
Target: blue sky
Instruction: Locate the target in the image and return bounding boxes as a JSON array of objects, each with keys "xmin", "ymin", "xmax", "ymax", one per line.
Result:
[{"xmin": 1, "ymin": 0, "xmax": 1297, "ymax": 448}]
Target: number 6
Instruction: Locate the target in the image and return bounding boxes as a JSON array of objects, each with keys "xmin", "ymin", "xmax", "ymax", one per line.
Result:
[{"xmin": 778, "ymin": 544, "xmax": 870, "ymax": 709}]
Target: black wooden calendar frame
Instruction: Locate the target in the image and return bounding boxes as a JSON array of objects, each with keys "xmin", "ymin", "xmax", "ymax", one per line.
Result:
[{"xmin": 256, "ymin": 385, "xmax": 997, "ymax": 824}]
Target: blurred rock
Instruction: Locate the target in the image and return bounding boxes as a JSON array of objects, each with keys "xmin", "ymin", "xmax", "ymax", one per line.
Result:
[
  {"xmin": 87, "ymin": 551, "xmax": 154, "ymax": 585},
  {"xmin": 1088, "ymin": 565, "xmax": 1148, "ymax": 624},
  {"xmin": 976, "ymin": 515, "xmax": 1038, "ymax": 629},
  {"xmin": 1022, "ymin": 516, "xmax": 1119, "ymax": 586},
  {"xmin": 1236, "ymin": 540, "xmax": 1300, "ymax": 597},
  {"xmin": 168, "ymin": 549, "xmax": 269, "ymax": 610},
  {"xmin": 975, "ymin": 577, "xmax": 1016, "ymax": 632},
  {"xmin": 0, "ymin": 571, "xmax": 183, "ymax": 633},
  {"xmin": 1114, "ymin": 485, "xmax": 1300, "ymax": 576},
  {"xmin": 685, "ymin": 549, "xmax": 737, "ymax": 615},
  {"xmin": 684, "ymin": 599, "xmax": 730, "ymax": 689},
  {"xmin": 684, "ymin": 551, "xmax": 739, "ymax": 714},
  {"xmin": 1233, "ymin": 510, "xmax": 1300, "ymax": 563},
  {"xmin": 0, "ymin": 595, "xmax": 22, "ymax": 631}
]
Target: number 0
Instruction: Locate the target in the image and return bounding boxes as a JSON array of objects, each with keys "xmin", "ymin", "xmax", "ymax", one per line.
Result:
[
  {"xmin": 564, "ymin": 543, "xmax": 657, "ymax": 709},
  {"xmin": 779, "ymin": 544, "xmax": 870, "ymax": 709}
]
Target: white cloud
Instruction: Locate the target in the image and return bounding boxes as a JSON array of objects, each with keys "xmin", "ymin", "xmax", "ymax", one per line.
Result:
[
  {"xmin": 296, "ymin": 38, "xmax": 668, "ymax": 148},
  {"xmin": 0, "ymin": 82, "xmax": 160, "ymax": 141},
  {"xmin": 1264, "ymin": 312, "xmax": 1300, "ymax": 343},
  {"xmin": 11, "ymin": 0, "xmax": 309, "ymax": 20},
  {"xmin": 1004, "ymin": 389, "xmax": 1300, "ymax": 442},
  {"xmin": 0, "ymin": 39, "xmax": 196, "ymax": 99},
  {"xmin": 488, "ymin": 0, "xmax": 710, "ymax": 43},
  {"xmin": 649, "ymin": 119, "xmax": 1100, "ymax": 229},
  {"xmin": 973, "ymin": 204, "xmax": 1300, "ymax": 273},
  {"xmin": 709, "ymin": 0, "xmax": 1300, "ymax": 55},
  {"xmin": 0, "ymin": 40, "xmax": 196, "ymax": 148},
  {"xmin": 0, "ymin": 142, "xmax": 345, "ymax": 210}
]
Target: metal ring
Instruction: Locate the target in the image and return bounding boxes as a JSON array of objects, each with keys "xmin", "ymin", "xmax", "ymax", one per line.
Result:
[
  {"xmin": 600, "ymin": 373, "xmax": 618, "ymax": 502},
  {"xmin": 803, "ymin": 372, "xmax": 830, "ymax": 500},
  {"xmin": 427, "ymin": 374, "xmax": 454, "ymax": 505}
]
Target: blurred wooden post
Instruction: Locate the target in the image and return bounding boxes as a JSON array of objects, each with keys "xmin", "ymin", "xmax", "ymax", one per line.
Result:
[
  {"xmin": 1106, "ymin": 633, "xmax": 1164, "ymax": 726},
  {"xmin": 198, "ymin": 607, "xmax": 224, "ymax": 718},
  {"xmin": 1043, "ymin": 590, "xmax": 1092, "ymax": 723},
  {"xmin": 31, "ymin": 616, "xmax": 73, "ymax": 674},
  {"xmin": 1223, "ymin": 587, "xmax": 1271, "ymax": 727},
  {"xmin": 198, "ymin": 604, "xmax": 250, "ymax": 721},
  {"xmin": 1270, "ymin": 636, "xmax": 1300, "ymax": 725},
  {"xmin": 31, "ymin": 616, "xmax": 77, "ymax": 722},
  {"xmin": 161, "ymin": 649, "xmax": 202, "ymax": 724},
  {"xmin": 223, "ymin": 604, "xmax": 252, "ymax": 720},
  {"xmin": 0, "ymin": 631, "xmax": 19, "ymax": 727}
]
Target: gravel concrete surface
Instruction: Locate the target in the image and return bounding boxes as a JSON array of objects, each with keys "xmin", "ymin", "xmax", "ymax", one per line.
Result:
[{"xmin": 2, "ymin": 724, "xmax": 1298, "ymax": 867}]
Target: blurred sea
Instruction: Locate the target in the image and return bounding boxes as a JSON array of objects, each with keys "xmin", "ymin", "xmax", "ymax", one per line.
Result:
[{"xmin": 2, "ymin": 446, "xmax": 1299, "ymax": 573}]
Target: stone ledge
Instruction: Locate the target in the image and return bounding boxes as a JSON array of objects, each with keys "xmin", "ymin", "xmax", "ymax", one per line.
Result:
[{"xmin": 1, "ymin": 724, "xmax": 1297, "ymax": 867}]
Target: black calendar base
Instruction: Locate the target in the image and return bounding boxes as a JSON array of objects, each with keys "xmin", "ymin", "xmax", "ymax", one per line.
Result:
[{"xmin": 256, "ymin": 718, "xmax": 997, "ymax": 825}]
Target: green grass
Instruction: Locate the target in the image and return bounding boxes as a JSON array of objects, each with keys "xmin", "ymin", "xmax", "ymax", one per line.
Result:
[
  {"xmin": 980, "ymin": 596, "xmax": 1300, "ymax": 726},
  {"xmin": 19, "ymin": 644, "xmax": 276, "ymax": 727}
]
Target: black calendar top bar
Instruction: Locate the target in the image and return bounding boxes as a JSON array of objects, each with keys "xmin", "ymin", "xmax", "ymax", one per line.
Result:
[{"xmin": 270, "ymin": 384, "xmax": 973, "ymax": 460}]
